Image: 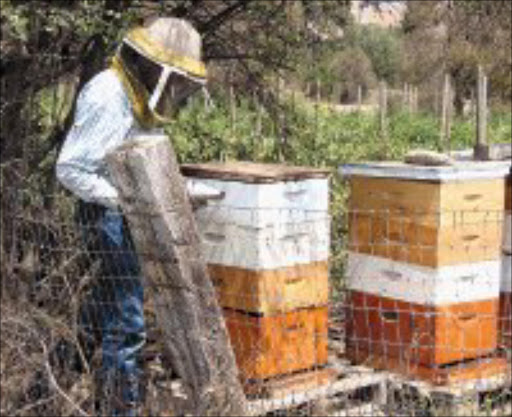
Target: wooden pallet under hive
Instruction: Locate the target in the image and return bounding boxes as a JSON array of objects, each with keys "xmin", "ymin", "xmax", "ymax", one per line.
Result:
[
  {"xmin": 387, "ymin": 366, "xmax": 512, "ymax": 416},
  {"xmin": 346, "ymin": 345, "xmax": 508, "ymax": 386}
]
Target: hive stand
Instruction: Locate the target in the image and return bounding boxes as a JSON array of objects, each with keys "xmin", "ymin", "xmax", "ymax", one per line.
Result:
[
  {"xmin": 143, "ymin": 336, "xmax": 511, "ymax": 417},
  {"xmin": 143, "ymin": 342, "xmax": 390, "ymax": 416},
  {"xmin": 387, "ymin": 369, "xmax": 512, "ymax": 417}
]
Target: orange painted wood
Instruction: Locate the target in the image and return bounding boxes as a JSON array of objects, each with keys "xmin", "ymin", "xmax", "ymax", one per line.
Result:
[
  {"xmin": 347, "ymin": 176, "xmax": 504, "ymax": 267},
  {"xmin": 345, "ymin": 347, "xmax": 508, "ymax": 386},
  {"xmin": 349, "ymin": 176, "xmax": 505, "ymax": 227},
  {"xmin": 223, "ymin": 307, "xmax": 328, "ymax": 380},
  {"xmin": 345, "ymin": 290, "xmax": 498, "ymax": 366},
  {"xmin": 208, "ymin": 262, "xmax": 329, "ymax": 314},
  {"xmin": 499, "ymin": 292, "xmax": 512, "ymax": 348},
  {"xmin": 348, "ymin": 214, "xmax": 502, "ymax": 267}
]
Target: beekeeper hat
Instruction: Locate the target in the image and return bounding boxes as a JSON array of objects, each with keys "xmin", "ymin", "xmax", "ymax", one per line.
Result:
[
  {"xmin": 113, "ymin": 17, "xmax": 207, "ymax": 126},
  {"xmin": 123, "ymin": 17, "xmax": 207, "ymax": 80}
]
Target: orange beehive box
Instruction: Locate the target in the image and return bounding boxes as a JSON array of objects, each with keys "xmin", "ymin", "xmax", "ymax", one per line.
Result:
[
  {"xmin": 349, "ymin": 214, "xmax": 502, "ymax": 268},
  {"xmin": 349, "ymin": 176, "xmax": 505, "ymax": 227},
  {"xmin": 209, "ymin": 262, "xmax": 329, "ymax": 314},
  {"xmin": 223, "ymin": 306, "xmax": 328, "ymax": 380},
  {"xmin": 347, "ymin": 176, "xmax": 504, "ymax": 267},
  {"xmin": 346, "ymin": 290, "xmax": 498, "ymax": 367}
]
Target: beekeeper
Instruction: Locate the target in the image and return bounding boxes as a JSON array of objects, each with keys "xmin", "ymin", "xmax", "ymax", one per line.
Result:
[{"xmin": 56, "ymin": 17, "xmax": 215, "ymax": 416}]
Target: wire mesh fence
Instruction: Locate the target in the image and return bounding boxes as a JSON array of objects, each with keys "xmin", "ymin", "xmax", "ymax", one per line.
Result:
[
  {"xmin": 1, "ymin": 2, "xmax": 512, "ymax": 416},
  {"xmin": 1, "ymin": 167, "xmax": 511, "ymax": 416}
]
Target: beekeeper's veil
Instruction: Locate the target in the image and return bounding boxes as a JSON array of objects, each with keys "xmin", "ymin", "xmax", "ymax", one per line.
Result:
[{"xmin": 111, "ymin": 17, "xmax": 207, "ymax": 127}]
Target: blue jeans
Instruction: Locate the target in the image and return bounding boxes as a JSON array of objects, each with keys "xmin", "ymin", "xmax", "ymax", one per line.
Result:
[{"xmin": 78, "ymin": 204, "xmax": 146, "ymax": 416}]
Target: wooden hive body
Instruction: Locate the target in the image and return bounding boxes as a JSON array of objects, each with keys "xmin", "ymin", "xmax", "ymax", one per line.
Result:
[
  {"xmin": 348, "ymin": 176, "xmax": 504, "ymax": 267},
  {"xmin": 340, "ymin": 161, "xmax": 509, "ymax": 374},
  {"xmin": 183, "ymin": 162, "xmax": 331, "ymax": 382},
  {"xmin": 346, "ymin": 290, "xmax": 498, "ymax": 366},
  {"xmin": 224, "ymin": 306, "xmax": 328, "ymax": 380}
]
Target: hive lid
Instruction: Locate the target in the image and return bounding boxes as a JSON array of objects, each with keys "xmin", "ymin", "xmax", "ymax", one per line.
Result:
[
  {"xmin": 181, "ymin": 161, "xmax": 331, "ymax": 183},
  {"xmin": 339, "ymin": 160, "xmax": 511, "ymax": 182}
]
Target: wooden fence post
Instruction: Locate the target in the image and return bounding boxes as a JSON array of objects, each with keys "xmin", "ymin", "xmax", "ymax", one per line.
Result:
[
  {"xmin": 474, "ymin": 65, "xmax": 489, "ymax": 160},
  {"xmin": 230, "ymin": 83, "xmax": 236, "ymax": 137},
  {"xmin": 357, "ymin": 85, "xmax": 362, "ymax": 113},
  {"xmin": 316, "ymin": 78, "xmax": 321, "ymax": 105},
  {"xmin": 408, "ymin": 85, "xmax": 415, "ymax": 114},
  {"xmin": 278, "ymin": 76, "xmax": 286, "ymax": 161},
  {"xmin": 379, "ymin": 81, "xmax": 388, "ymax": 140},
  {"xmin": 403, "ymin": 82, "xmax": 409, "ymax": 112},
  {"xmin": 434, "ymin": 85, "xmax": 439, "ymax": 117},
  {"xmin": 440, "ymin": 73, "xmax": 452, "ymax": 151},
  {"xmin": 256, "ymin": 91, "xmax": 263, "ymax": 138},
  {"xmin": 414, "ymin": 86, "xmax": 419, "ymax": 113},
  {"xmin": 105, "ymin": 136, "xmax": 248, "ymax": 416}
]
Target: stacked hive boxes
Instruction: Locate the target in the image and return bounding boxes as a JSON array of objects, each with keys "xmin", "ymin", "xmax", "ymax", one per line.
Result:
[
  {"xmin": 182, "ymin": 162, "xmax": 330, "ymax": 382},
  {"xmin": 340, "ymin": 161, "xmax": 510, "ymax": 382},
  {"xmin": 500, "ymin": 172, "xmax": 511, "ymax": 347}
]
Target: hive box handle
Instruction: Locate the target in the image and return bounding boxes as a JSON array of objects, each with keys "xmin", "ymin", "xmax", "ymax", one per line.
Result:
[
  {"xmin": 464, "ymin": 193, "xmax": 483, "ymax": 201},
  {"xmin": 381, "ymin": 269, "xmax": 403, "ymax": 281},
  {"xmin": 381, "ymin": 311, "xmax": 399, "ymax": 322}
]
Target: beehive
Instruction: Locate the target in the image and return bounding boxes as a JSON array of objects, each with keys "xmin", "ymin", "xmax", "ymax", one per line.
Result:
[
  {"xmin": 183, "ymin": 162, "xmax": 330, "ymax": 380},
  {"xmin": 340, "ymin": 160, "xmax": 510, "ymax": 374}
]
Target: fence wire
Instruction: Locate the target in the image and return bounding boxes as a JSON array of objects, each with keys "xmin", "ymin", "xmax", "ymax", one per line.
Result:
[
  {"xmin": 1, "ymin": 176, "xmax": 511, "ymax": 416},
  {"xmin": 1, "ymin": 2, "xmax": 511, "ymax": 416}
]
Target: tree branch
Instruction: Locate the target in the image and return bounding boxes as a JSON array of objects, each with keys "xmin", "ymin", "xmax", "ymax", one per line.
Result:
[{"xmin": 198, "ymin": 0, "xmax": 252, "ymax": 35}]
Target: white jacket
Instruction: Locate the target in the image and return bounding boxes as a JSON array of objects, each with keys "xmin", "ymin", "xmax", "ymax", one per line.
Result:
[{"xmin": 56, "ymin": 69, "xmax": 219, "ymax": 208}]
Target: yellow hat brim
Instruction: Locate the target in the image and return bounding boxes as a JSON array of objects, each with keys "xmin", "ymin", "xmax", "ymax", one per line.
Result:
[{"xmin": 124, "ymin": 27, "xmax": 207, "ymax": 80}]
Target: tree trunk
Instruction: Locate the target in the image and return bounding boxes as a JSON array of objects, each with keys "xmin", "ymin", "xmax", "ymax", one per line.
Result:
[{"xmin": 105, "ymin": 135, "xmax": 247, "ymax": 416}]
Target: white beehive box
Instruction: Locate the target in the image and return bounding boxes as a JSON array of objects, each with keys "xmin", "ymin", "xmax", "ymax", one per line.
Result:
[
  {"xmin": 182, "ymin": 161, "xmax": 331, "ymax": 270},
  {"xmin": 347, "ymin": 251, "xmax": 501, "ymax": 305}
]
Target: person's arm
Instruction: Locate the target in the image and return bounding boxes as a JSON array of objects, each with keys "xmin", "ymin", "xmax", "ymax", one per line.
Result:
[{"xmin": 56, "ymin": 71, "xmax": 135, "ymax": 209}]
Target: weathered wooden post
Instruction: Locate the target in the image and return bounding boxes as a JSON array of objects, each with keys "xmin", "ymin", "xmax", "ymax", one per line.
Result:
[
  {"xmin": 278, "ymin": 76, "xmax": 286, "ymax": 162},
  {"xmin": 403, "ymin": 82, "xmax": 409, "ymax": 113},
  {"xmin": 414, "ymin": 86, "xmax": 419, "ymax": 113},
  {"xmin": 474, "ymin": 65, "xmax": 489, "ymax": 160},
  {"xmin": 379, "ymin": 80, "xmax": 388, "ymax": 140},
  {"xmin": 230, "ymin": 83, "xmax": 236, "ymax": 137},
  {"xmin": 105, "ymin": 135, "xmax": 248, "ymax": 416},
  {"xmin": 408, "ymin": 85, "xmax": 416, "ymax": 114},
  {"xmin": 357, "ymin": 84, "xmax": 362, "ymax": 113},
  {"xmin": 440, "ymin": 73, "xmax": 452, "ymax": 151},
  {"xmin": 333, "ymin": 82, "xmax": 341, "ymax": 106}
]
